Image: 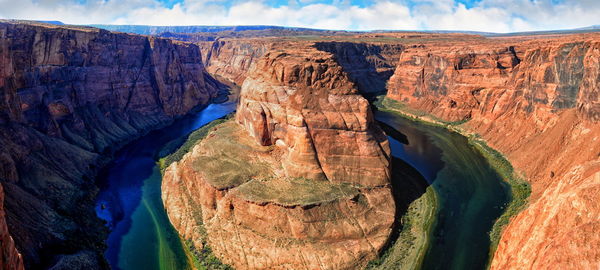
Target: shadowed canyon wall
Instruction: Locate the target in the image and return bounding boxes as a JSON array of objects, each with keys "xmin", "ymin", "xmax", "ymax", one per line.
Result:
[
  {"xmin": 197, "ymin": 39, "xmax": 404, "ymax": 96},
  {"xmin": 2, "ymin": 20, "xmax": 599, "ymax": 270},
  {"xmin": 0, "ymin": 21, "xmax": 219, "ymax": 269},
  {"xmin": 314, "ymin": 42, "xmax": 403, "ymax": 94},
  {"xmin": 386, "ymin": 33, "xmax": 600, "ymax": 270},
  {"xmin": 162, "ymin": 43, "xmax": 395, "ymax": 269}
]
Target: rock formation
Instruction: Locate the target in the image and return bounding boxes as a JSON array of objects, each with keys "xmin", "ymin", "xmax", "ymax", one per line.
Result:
[
  {"xmin": 162, "ymin": 43, "xmax": 395, "ymax": 269},
  {"xmin": 314, "ymin": 42, "xmax": 403, "ymax": 94},
  {"xmin": 0, "ymin": 20, "xmax": 220, "ymax": 269},
  {"xmin": 0, "ymin": 184, "xmax": 23, "ymax": 270},
  {"xmin": 197, "ymin": 39, "xmax": 404, "ymax": 96},
  {"xmin": 385, "ymin": 33, "xmax": 600, "ymax": 270},
  {"xmin": 198, "ymin": 39, "xmax": 272, "ymax": 85}
]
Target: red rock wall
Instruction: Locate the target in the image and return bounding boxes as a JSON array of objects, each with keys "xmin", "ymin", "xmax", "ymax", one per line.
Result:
[
  {"xmin": 386, "ymin": 33, "xmax": 600, "ymax": 270},
  {"xmin": 0, "ymin": 21, "xmax": 219, "ymax": 269},
  {"xmin": 314, "ymin": 42, "xmax": 404, "ymax": 94},
  {"xmin": 236, "ymin": 44, "xmax": 391, "ymax": 186},
  {"xmin": 163, "ymin": 43, "xmax": 395, "ymax": 269},
  {"xmin": 198, "ymin": 39, "xmax": 272, "ymax": 85},
  {"xmin": 0, "ymin": 184, "xmax": 23, "ymax": 270}
]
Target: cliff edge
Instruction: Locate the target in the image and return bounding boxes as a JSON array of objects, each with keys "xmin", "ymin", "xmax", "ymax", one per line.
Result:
[{"xmin": 162, "ymin": 43, "xmax": 395, "ymax": 269}]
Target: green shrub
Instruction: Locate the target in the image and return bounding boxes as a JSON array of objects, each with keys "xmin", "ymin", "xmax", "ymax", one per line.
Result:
[{"xmin": 159, "ymin": 117, "xmax": 231, "ymax": 171}]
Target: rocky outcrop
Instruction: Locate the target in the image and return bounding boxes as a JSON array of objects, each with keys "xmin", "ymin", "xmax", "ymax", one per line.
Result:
[
  {"xmin": 0, "ymin": 184, "xmax": 24, "ymax": 270},
  {"xmin": 0, "ymin": 21, "xmax": 220, "ymax": 269},
  {"xmin": 198, "ymin": 39, "xmax": 272, "ymax": 85},
  {"xmin": 163, "ymin": 43, "xmax": 395, "ymax": 269},
  {"xmin": 315, "ymin": 42, "xmax": 403, "ymax": 95},
  {"xmin": 236, "ymin": 44, "xmax": 392, "ymax": 185},
  {"xmin": 198, "ymin": 39, "xmax": 404, "ymax": 96},
  {"xmin": 386, "ymin": 33, "xmax": 600, "ymax": 269}
]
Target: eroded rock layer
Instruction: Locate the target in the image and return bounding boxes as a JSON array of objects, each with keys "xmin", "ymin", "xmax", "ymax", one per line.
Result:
[
  {"xmin": 163, "ymin": 43, "xmax": 395, "ymax": 270},
  {"xmin": 198, "ymin": 38, "xmax": 404, "ymax": 96},
  {"xmin": 0, "ymin": 184, "xmax": 23, "ymax": 270},
  {"xmin": 0, "ymin": 21, "xmax": 219, "ymax": 269},
  {"xmin": 314, "ymin": 42, "xmax": 403, "ymax": 94},
  {"xmin": 386, "ymin": 33, "xmax": 600, "ymax": 270},
  {"xmin": 198, "ymin": 39, "xmax": 272, "ymax": 85}
]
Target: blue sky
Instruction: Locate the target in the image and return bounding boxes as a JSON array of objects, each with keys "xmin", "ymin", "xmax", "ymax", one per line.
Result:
[{"xmin": 0, "ymin": 0, "xmax": 598, "ymax": 32}]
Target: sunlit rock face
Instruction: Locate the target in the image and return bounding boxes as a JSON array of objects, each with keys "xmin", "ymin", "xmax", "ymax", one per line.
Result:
[
  {"xmin": 163, "ymin": 43, "xmax": 395, "ymax": 270},
  {"xmin": 386, "ymin": 33, "xmax": 600, "ymax": 270},
  {"xmin": 0, "ymin": 21, "xmax": 219, "ymax": 269},
  {"xmin": 198, "ymin": 39, "xmax": 272, "ymax": 85}
]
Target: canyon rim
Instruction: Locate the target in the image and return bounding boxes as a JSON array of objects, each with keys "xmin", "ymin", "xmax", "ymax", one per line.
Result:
[{"xmin": 0, "ymin": 2, "xmax": 600, "ymax": 270}]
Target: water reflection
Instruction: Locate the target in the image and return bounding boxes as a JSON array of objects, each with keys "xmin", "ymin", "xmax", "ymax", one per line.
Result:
[{"xmin": 95, "ymin": 102, "xmax": 236, "ymax": 270}]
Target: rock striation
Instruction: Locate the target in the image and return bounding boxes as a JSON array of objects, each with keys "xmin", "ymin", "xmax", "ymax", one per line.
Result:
[
  {"xmin": 0, "ymin": 184, "xmax": 23, "ymax": 270},
  {"xmin": 197, "ymin": 38, "xmax": 404, "ymax": 95},
  {"xmin": 198, "ymin": 39, "xmax": 272, "ymax": 85},
  {"xmin": 163, "ymin": 43, "xmax": 395, "ymax": 269},
  {"xmin": 0, "ymin": 21, "xmax": 220, "ymax": 269},
  {"xmin": 385, "ymin": 33, "xmax": 600, "ymax": 270},
  {"xmin": 314, "ymin": 42, "xmax": 403, "ymax": 94}
]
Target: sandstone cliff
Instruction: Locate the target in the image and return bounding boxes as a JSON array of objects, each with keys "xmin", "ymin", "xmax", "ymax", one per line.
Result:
[
  {"xmin": 314, "ymin": 42, "xmax": 403, "ymax": 95},
  {"xmin": 198, "ymin": 39, "xmax": 272, "ymax": 85},
  {"xmin": 0, "ymin": 21, "xmax": 220, "ymax": 269},
  {"xmin": 163, "ymin": 43, "xmax": 395, "ymax": 269},
  {"xmin": 385, "ymin": 33, "xmax": 600, "ymax": 269},
  {"xmin": 0, "ymin": 184, "xmax": 23, "ymax": 270}
]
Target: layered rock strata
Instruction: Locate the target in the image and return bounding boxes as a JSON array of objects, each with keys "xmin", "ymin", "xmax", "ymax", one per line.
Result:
[
  {"xmin": 385, "ymin": 33, "xmax": 600, "ymax": 270},
  {"xmin": 198, "ymin": 38, "xmax": 403, "ymax": 95},
  {"xmin": 198, "ymin": 39, "xmax": 272, "ymax": 85},
  {"xmin": 314, "ymin": 42, "xmax": 403, "ymax": 94},
  {"xmin": 0, "ymin": 21, "xmax": 219, "ymax": 269},
  {"xmin": 0, "ymin": 184, "xmax": 23, "ymax": 270},
  {"xmin": 163, "ymin": 44, "xmax": 395, "ymax": 269}
]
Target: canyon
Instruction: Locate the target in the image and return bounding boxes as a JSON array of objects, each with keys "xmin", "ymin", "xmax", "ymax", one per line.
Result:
[
  {"xmin": 0, "ymin": 19, "xmax": 599, "ymax": 270},
  {"xmin": 170, "ymin": 32, "xmax": 600, "ymax": 269},
  {"xmin": 0, "ymin": 21, "xmax": 221, "ymax": 269},
  {"xmin": 385, "ymin": 33, "xmax": 600, "ymax": 269},
  {"xmin": 162, "ymin": 43, "xmax": 395, "ymax": 269}
]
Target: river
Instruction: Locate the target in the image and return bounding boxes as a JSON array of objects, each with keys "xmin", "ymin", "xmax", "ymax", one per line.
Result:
[
  {"xmin": 376, "ymin": 110, "xmax": 511, "ymax": 270},
  {"xmin": 93, "ymin": 100, "xmax": 509, "ymax": 270},
  {"xmin": 95, "ymin": 102, "xmax": 236, "ymax": 270}
]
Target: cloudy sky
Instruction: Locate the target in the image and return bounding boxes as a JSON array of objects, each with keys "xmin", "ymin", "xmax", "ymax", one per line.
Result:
[{"xmin": 0, "ymin": 0, "xmax": 598, "ymax": 33}]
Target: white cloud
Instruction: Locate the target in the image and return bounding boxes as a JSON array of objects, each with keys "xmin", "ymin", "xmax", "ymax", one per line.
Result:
[{"xmin": 0, "ymin": 0, "xmax": 598, "ymax": 32}]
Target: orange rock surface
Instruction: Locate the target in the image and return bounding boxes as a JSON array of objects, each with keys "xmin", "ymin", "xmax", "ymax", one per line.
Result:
[
  {"xmin": 0, "ymin": 184, "xmax": 23, "ymax": 270},
  {"xmin": 0, "ymin": 21, "xmax": 220, "ymax": 269},
  {"xmin": 198, "ymin": 39, "xmax": 273, "ymax": 85},
  {"xmin": 386, "ymin": 33, "xmax": 600, "ymax": 270},
  {"xmin": 162, "ymin": 43, "xmax": 395, "ymax": 269}
]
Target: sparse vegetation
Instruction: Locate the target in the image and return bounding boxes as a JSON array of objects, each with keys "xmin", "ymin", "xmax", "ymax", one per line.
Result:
[
  {"xmin": 379, "ymin": 97, "xmax": 471, "ymax": 126},
  {"xmin": 469, "ymin": 139, "xmax": 531, "ymax": 259},
  {"xmin": 158, "ymin": 117, "xmax": 230, "ymax": 171},
  {"xmin": 188, "ymin": 121, "xmax": 273, "ymax": 189},
  {"xmin": 366, "ymin": 186, "xmax": 437, "ymax": 270},
  {"xmin": 237, "ymin": 177, "xmax": 359, "ymax": 207},
  {"xmin": 183, "ymin": 239, "xmax": 234, "ymax": 270}
]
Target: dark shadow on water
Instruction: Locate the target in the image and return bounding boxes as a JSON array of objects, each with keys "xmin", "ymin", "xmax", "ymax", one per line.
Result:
[
  {"xmin": 94, "ymin": 101, "xmax": 236, "ymax": 270},
  {"xmin": 384, "ymin": 156, "xmax": 431, "ymax": 253},
  {"xmin": 374, "ymin": 109, "xmax": 510, "ymax": 270},
  {"xmin": 378, "ymin": 119, "xmax": 446, "ymax": 183}
]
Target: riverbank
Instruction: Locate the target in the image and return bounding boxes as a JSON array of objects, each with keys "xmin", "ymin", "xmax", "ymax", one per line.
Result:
[
  {"xmin": 375, "ymin": 97, "xmax": 531, "ymax": 266},
  {"xmin": 366, "ymin": 157, "xmax": 438, "ymax": 270},
  {"xmin": 95, "ymin": 102, "xmax": 236, "ymax": 270}
]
